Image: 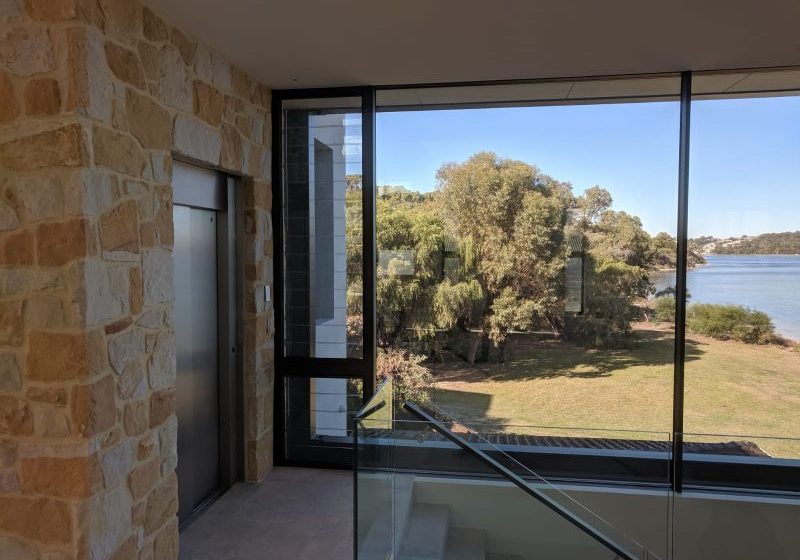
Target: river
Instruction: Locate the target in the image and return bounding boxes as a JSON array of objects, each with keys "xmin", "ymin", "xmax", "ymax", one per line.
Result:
[{"xmin": 652, "ymin": 254, "xmax": 800, "ymax": 341}]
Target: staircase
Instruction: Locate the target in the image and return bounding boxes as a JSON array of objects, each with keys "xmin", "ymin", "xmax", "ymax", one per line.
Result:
[{"xmin": 361, "ymin": 475, "xmax": 523, "ymax": 560}]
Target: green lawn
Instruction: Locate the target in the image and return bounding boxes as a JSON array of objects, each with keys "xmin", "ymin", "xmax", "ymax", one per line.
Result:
[{"xmin": 430, "ymin": 324, "xmax": 800, "ymax": 458}]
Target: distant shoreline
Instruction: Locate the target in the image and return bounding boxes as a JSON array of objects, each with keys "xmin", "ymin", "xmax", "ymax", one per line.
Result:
[
  {"xmin": 649, "ymin": 254, "xmax": 800, "ymax": 343},
  {"xmin": 702, "ymin": 252, "xmax": 800, "ymax": 257}
]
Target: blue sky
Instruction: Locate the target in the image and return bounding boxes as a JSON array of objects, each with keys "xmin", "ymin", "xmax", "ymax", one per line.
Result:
[{"xmin": 375, "ymin": 96, "xmax": 800, "ymax": 238}]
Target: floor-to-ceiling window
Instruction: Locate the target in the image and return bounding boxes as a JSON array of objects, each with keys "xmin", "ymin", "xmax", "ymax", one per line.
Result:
[
  {"xmin": 276, "ymin": 91, "xmax": 376, "ymax": 465},
  {"xmin": 274, "ymin": 71, "xmax": 800, "ymax": 493},
  {"xmin": 681, "ymin": 70, "xmax": 800, "ymax": 489},
  {"xmin": 374, "ymin": 77, "xmax": 681, "ymax": 485}
]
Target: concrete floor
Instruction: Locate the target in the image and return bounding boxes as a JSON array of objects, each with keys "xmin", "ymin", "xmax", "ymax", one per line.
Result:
[{"xmin": 179, "ymin": 467, "xmax": 353, "ymax": 560}]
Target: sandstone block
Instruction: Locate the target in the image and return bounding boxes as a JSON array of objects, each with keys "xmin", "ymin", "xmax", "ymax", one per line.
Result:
[
  {"xmin": 143, "ymin": 473, "xmax": 177, "ymax": 535},
  {"xmin": 0, "ymin": 496, "xmax": 71, "ymax": 543},
  {"xmin": 101, "ymin": 439, "xmax": 135, "ymax": 488},
  {"xmin": 143, "ymin": 250, "xmax": 173, "ymax": 305},
  {"xmin": 129, "ymin": 266, "xmax": 143, "ymax": 315},
  {"xmin": 104, "ymin": 41, "xmax": 146, "ymax": 91},
  {"xmin": 153, "ymin": 518, "xmax": 178, "ymax": 560},
  {"xmin": 0, "ymin": 470, "xmax": 19, "ymax": 492},
  {"xmin": 137, "ymin": 433, "xmax": 157, "ymax": 461},
  {"xmin": 36, "ymin": 217, "xmax": 88, "ymax": 266},
  {"xmin": 93, "ymin": 125, "xmax": 141, "ymax": 176},
  {"xmin": 80, "ymin": 259, "xmax": 129, "ymax": 325},
  {"xmin": 149, "ymin": 389, "xmax": 173, "ymax": 428},
  {"xmin": 128, "ymin": 459, "xmax": 158, "ymax": 500},
  {"xmin": 0, "ymin": 26, "xmax": 54, "ymax": 76},
  {"xmin": 219, "ymin": 122, "xmax": 243, "ymax": 173},
  {"xmin": 210, "ymin": 51, "xmax": 231, "ymax": 92},
  {"xmin": 98, "ymin": 0, "xmax": 141, "ymax": 46},
  {"xmin": 123, "ymin": 399, "xmax": 148, "ymax": 436},
  {"xmin": 194, "ymin": 43, "xmax": 212, "ymax": 82},
  {"xmin": 0, "ymin": 268, "xmax": 63, "ymax": 299},
  {"xmin": 0, "ymin": 535, "xmax": 37, "ymax": 560},
  {"xmin": 0, "ymin": 70, "xmax": 19, "ymax": 122},
  {"xmin": 150, "ymin": 152, "xmax": 171, "ymax": 183},
  {"xmin": 153, "ymin": 185, "xmax": 173, "ymax": 247},
  {"xmin": 23, "ymin": 0, "xmax": 78, "ymax": 21},
  {"xmin": 15, "ymin": 173, "xmax": 64, "ymax": 222},
  {"xmin": 231, "ymin": 66, "xmax": 251, "ymax": 100},
  {"xmin": 138, "ymin": 40, "xmax": 160, "ymax": 81},
  {"xmin": 0, "ymin": 123, "xmax": 87, "ymax": 171},
  {"xmin": 251, "ymin": 84, "xmax": 269, "ymax": 109},
  {"xmin": 173, "ymin": 114, "xmax": 220, "ymax": 165},
  {"xmin": 142, "ymin": 7, "xmax": 168, "ymax": 42},
  {"xmin": 126, "ymin": 88, "xmax": 172, "ymax": 150},
  {"xmin": 66, "ymin": 26, "xmax": 112, "ymax": 122},
  {"xmin": 147, "ymin": 331, "xmax": 175, "ymax": 390},
  {"xmin": 157, "ymin": 45, "xmax": 191, "ymax": 112},
  {"xmin": 0, "ymin": 0, "xmax": 21, "ymax": 20},
  {"xmin": 27, "ymin": 331, "xmax": 87, "ymax": 381},
  {"xmin": 193, "ymin": 79, "xmax": 223, "ymax": 126},
  {"xmin": 0, "ymin": 228, "xmax": 34, "ymax": 265},
  {"xmin": 0, "ymin": 301, "xmax": 23, "ymax": 346},
  {"xmin": 108, "ymin": 327, "xmax": 145, "ymax": 375},
  {"xmin": 110, "ymin": 537, "xmax": 137, "ymax": 560},
  {"xmin": 0, "ymin": 198, "xmax": 19, "ymax": 231},
  {"xmin": 19, "ymin": 455, "xmax": 95, "ymax": 497},
  {"xmin": 31, "ymin": 405, "xmax": 70, "ymax": 437},
  {"xmin": 26, "ymin": 386, "xmax": 68, "ymax": 406},
  {"xmin": 0, "ymin": 353, "xmax": 20, "ymax": 390},
  {"xmin": 88, "ymin": 484, "xmax": 132, "ymax": 560},
  {"xmin": 0, "ymin": 439, "xmax": 15, "ymax": 467},
  {"xmin": 71, "ymin": 374, "xmax": 116, "ymax": 436},
  {"xmin": 24, "ymin": 77, "xmax": 61, "ymax": 115},
  {"xmin": 100, "ymin": 200, "xmax": 139, "ymax": 253},
  {"xmin": 118, "ymin": 360, "xmax": 144, "ymax": 400},
  {"xmin": 0, "ymin": 396, "xmax": 32, "ymax": 435},
  {"xmin": 170, "ymin": 28, "xmax": 194, "ymax": 66}
]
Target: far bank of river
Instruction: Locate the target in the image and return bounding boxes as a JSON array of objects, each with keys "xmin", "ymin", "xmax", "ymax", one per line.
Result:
[{"xmin": 652, "ymin": 254, "xmax": 800, "ymax": 341}]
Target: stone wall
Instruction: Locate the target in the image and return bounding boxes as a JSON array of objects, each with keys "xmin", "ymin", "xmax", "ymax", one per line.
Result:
[{"xmin": 0, "ymin": 1, "xmax": 274, "ymax": 558}]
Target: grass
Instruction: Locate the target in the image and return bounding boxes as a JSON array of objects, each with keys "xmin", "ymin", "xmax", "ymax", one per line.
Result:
[{"xmin": 429, "ymin": 323, "xmax": 800, "ymax": 458}]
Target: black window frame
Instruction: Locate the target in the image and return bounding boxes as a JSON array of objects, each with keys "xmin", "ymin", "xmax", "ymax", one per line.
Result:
[
  {"xmin": 272, "ymin": 87, "xmax": 377, "ymax": 468},
  {"xmin": 272, "ymin": 72, "xmax": 800, "ymax": 495}
]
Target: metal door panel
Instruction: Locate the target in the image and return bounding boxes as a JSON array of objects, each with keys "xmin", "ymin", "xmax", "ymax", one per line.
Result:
[
  {"xmin": 189, "ymin": 208, "xmax": 220, "ymax": 509},
  {"xmin": 175, "ymin": 204, "xmax": 221, "ymax": 525}
]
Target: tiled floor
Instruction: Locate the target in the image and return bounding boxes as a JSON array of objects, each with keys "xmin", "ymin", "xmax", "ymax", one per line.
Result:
[{"xmin": 179, "ymin": 467, "xmax": 353, "ymax": 560}]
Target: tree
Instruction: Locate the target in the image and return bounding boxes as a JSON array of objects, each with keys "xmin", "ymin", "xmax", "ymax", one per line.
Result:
[
  {"xmin": 576, "ymin": 185, "xmax": 613, "ymax": 226},
  {"xmin": 436, "ymin": 152, "xmax": 572, "ymax": 359}
]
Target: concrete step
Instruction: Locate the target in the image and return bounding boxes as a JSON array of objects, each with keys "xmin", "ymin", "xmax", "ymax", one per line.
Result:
[
  {"xmin": 486, "ymin": 554, "xmax": 524, "ymax": 560},
  {"xmin": 398, "ymin": 503, "xmax": 450, "ymax": 560},
  {"xmin": 446, "ymin": 527, "xmax": 486, "ymax": 560},
  {"xmin": 358, "ymin": 474, "xmax": 416, "ymax": 560}
]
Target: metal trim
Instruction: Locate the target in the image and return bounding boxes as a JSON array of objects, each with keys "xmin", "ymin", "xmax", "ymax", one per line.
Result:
[
  {"xmin": 173, "ymin": 161, "xmax": 228, "ymax": 210},
  {"xmin": 672, "ymin": 72, "xmax": 692, "ymax": 495}
]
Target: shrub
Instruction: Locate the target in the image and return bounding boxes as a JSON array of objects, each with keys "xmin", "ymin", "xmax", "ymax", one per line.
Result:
[
  {"xmin": 653, "ymin": 295, "xmax": 676, "ymax": 323},
  {"xmin": 686, "ymin": 303, "xmax": 776, "ymax": 344},
  {"xmin": 566, "ymin": 258, "xmax": 648, "ymax": 348},
  {"xmin": 377, "ymin": 349, "xmax": 434, "ymax": 405}
]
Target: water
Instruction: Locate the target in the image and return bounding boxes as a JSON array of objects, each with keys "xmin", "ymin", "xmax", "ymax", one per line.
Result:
[{"xmin": 653, "ymin": 254, "xmax": 800, "ymax": 341}]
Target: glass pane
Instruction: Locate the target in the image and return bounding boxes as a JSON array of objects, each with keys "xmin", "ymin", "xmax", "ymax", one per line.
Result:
[
  {"xmin": 284, "ymin": 376, "xmax": 363, "ymax": 463},
  {"xmin": 355, "ymin": 379, "xmax": 394, "ymax": 560},
  {"xmin": 283, "ymin": 97, "xmax": 364, "ymax": 358},
  {"xmin": 356, "ymin": 415, "xmax": 667, "ymax": 560},
  {"xmin": 684, "ymin": 73, "xmax": 800, "ymax": 482},
  {"xmin": 674, "ymin": 448, "xmax": 800, "ymax": 558},
  {"xmin": 376, "ymin": 75, "xmax": 680, "ymax": 470}
]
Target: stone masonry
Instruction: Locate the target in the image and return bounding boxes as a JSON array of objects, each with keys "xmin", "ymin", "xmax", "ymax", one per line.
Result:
[{"xmin": 0, "ymin": 1, "xmax": 274, "ymax": 558}]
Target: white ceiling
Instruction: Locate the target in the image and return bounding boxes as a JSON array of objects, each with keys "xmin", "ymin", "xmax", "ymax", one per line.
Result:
[{"xmin": 145, "ymin": 0, "xmax": 800, "ymax": 90}]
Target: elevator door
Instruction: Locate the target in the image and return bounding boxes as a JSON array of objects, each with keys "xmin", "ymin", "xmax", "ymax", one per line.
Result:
[{"xmin": 174, "ymin": 203, "xmax": 221, "ymax": 525}]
